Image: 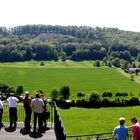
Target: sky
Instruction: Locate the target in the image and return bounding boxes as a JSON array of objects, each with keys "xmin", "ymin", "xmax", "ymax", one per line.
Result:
[{"xmin": 1, "ymin": 0, "xmax": 140, "ymax": 32}]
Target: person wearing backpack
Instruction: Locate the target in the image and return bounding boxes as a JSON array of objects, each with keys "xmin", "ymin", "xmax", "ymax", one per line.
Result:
[{"xmin": 39, "ymin": 91, "xmax": 50, "ymax": 129}]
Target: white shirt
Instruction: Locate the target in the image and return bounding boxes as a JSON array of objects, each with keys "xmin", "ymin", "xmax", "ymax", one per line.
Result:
[
  {"xmin": 7, "ymin": 96, "xmax": 19, "ymax": 107},
  {"xmin": 0, "ymin": 100, "xmax": 3, "ymax": 109}
]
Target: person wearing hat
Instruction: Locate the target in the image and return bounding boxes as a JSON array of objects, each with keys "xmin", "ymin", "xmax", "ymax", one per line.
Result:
[
  {"xmin": 128, "ymin": 117, "xmax": 140, "ymax": 140},
  {"xmin": 6, "ymin": 93, "xmax": 19, "ymax": 130},
  {"xmin": 21, "ymin": 91, "xmax": 32, "ymax": 134},
  {"xmin": 113, "ymin": 117, "xmax": 128, "ymax": 140}
]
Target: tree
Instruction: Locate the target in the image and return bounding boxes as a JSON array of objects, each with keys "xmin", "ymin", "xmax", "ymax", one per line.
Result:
[
  {"xmin": 112, "ymin": 58, "xmax": 120, "ymax": 67},
  {"xmin": 40, "ymin": 61, "xmax": 45, "ymax": 66},
  {"xmin": 132, "ymin": 63, "xmax": 136, "ymax": 68},
  {"xmin": 61, "ymin": 51, "xmax": 66, "ymax": 62},
  {"xmin": 102, "ymin": 91, "xmax": 112, "ymax": 97},
  {"xmin": 16, "ymin": 85, "xmax": 23, "ymax": 96},
  {"xmin": 51, "ymin": 88, "xmax": 59, "ymax": 99},
  {"xmin": 120, "ymin": 59, "xmax": 128, "ymax": 70},
  {"xmin": 107, "ymin": 61, "xmax": 112, "ymax": 67},
  {"xmin": 59, "ymin": 86, "xmax": 70, "ymax": 99},
  {"xmin": 137, "ymin": 53, "xmax": 140, "ymax": 61},
  {"xmin": 0, "ymin": 82, "xmax": 15, "ymax": 94},
  {"xmin": 54, "ymin": 49, "xmax": 59, "ymax": 61},
  {"xmin": 94, "ymin": 60, "xmax": 100, "ymax": 67},
  {"xmin": 130, "ymin": 74, "xmax": 134, "ymax": 81},
  {"xmin": 77, "ymin": 91, "xmax": 85, "ymax": 98},
  {"xmin": 89, "ymin": 91, "xmax": 100, "ymax": 102}
]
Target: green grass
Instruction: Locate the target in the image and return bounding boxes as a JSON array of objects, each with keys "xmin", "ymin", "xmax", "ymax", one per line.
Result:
[
  {"xmin": 0, "ymin": 61, "xmax": 140, "ymax": 98},
  {"xmin": 1, "ymin": 61, "xmax": 140, "ymax": 136},
  {"xmin": 59, "ymin": 106, "xmax": 140, "ymax": 135}
]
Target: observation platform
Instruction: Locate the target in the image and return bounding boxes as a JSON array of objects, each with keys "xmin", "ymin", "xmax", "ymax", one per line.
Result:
[{"xmin": 0, "ymin": 123, "xmax": 56, "ymax": 140}]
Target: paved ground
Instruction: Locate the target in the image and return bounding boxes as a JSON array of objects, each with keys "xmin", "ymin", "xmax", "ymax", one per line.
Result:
[{"xmin": 0, "ymin": 123, "xmax": 56, "ymax": 140}]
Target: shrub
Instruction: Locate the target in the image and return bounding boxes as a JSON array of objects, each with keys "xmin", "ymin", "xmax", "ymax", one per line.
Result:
[
  {"xmin": 55, "ymin": 99, "xmax": 70, "ymax": 109},
  {"xmin": 0, "ymin": 82, "xmax": 15, "ymax": 94},
  {"xmin": 40, "ymin": 61, "xmax": 45, "ymax": 66},
  {"xmin": 16, "ymin": 85, "xmax": 23, "ymax": 96},
  {"xmin": 115, "ymin": 92, "xmax": 128, "ymax": 97},
  {"xmin": 125, "ymin": 97, "xmax": 139, "ymax": 106},
  {"xmin": 59, "ymin": 86, "xmax": 70, "ymax": 99},
  {"xmin": 76, "ymin": 99, "xmax": 89, "ymax": 108},
  {"xmin": 102, "ymin": 91, "xmax": 112, "ymax": 97},
  {"xmin": 102, "ymin": 98, "xmax": 110, "ymax": 107},
  {"xmin": 89, "ymin": 92, "xmax": 101, "ymax": 108},
  {"xmin": 51, "ymin": 88, "xmax": 59, "ymax": 99},
  {"xmin": 89, "ymin": 91, "xmax": 100, "ymax": 102},
  {"xmin": 77, "ymin": 92, "xmax": 85, "ymax": 98},
  {"xmin": 94, "ymin": 60, "xmax": 100, "ymax": 67}
]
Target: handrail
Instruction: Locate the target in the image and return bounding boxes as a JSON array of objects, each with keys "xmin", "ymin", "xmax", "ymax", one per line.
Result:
[
  {"xmin": 67, "ymin": 131, "xmax": 133, "ymax": 140},
  {"xmin": 2, "ymin": 101, "xmax": 133, "ymax": 140},
  {"xmin": 2, "ymin": 101, "xmax": 54, "ymax": 128},
  {"xmin": 53, "ymin": 102, "xmax": 67, "ymax": 140}
]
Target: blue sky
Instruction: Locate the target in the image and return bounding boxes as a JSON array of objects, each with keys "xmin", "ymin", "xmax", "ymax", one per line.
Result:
[{"xmin": 1, "ymin": 0, "xmax": 140, "ymax": 32}]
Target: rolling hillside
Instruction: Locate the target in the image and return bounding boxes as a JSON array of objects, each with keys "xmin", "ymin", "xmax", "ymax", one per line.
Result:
[{"xmin": 0, "ymin": 61, "xmax": 140, "ymax": 97}]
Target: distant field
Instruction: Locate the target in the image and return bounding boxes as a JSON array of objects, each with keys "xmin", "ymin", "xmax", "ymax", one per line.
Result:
[
  {"xmin": 59, "ymin": 106, "xmax": 140, "ymax": 135},
  {"xmin": 0, "ymin": 60, "xmax": 140, "ymax": 98},
  {"xmin": 0, "ymin": 60, "xmax": 94, "ymax": 68}
]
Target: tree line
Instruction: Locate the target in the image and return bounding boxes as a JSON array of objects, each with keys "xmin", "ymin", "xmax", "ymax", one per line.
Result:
[{"xmin": 0, "ymin": 25, "xmax": 140, "ymax": 65}]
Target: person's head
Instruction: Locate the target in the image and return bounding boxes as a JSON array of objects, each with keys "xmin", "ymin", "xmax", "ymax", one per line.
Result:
[
  {"xmin": 39, "ymin": 90, "xmax": 43, "ymax": 93},
  {"xmin": 25, "ymin": 91, "xmax": 30, "ymax": 97},
  {"xmin": 36, "ymin": 93, "xmax": 40, "ymax": 98},
  {"xmin": 10, "ymin": 93, "xmax": 15, "ymax": 96},
  {"xmin": 119, "ymin": 117, "xmax": 125, "ymax": 125},
  {"xmin": 39, "ymin": 93, "xmax": 44, "ymax": 99},
  {"xmin": 131, "ymin": 117, "xmax": 137, "ymax": 124}
]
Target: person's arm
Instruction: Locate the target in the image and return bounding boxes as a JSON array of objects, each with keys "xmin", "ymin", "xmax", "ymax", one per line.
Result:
[
  {"xmin": 128, "ymin": 125, "xmax": 133, "ymax": 129},
  {"xmin": 31, "ymin": 100, "xmax": 34, "ymax": 110},
  {"xmin": 112, "ymin": 128, "xmax": 116, "ymax": 138},
  {"xmin": 16, "ymin": 97, "xmax": 19, "ymax": 102},
  {"xmin": 6, "ymin": 97, "xmax": 9, "ymax": 102}
]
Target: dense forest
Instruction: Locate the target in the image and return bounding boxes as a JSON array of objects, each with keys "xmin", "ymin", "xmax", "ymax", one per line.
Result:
[{"xmin": 0, "ymin": 25, "xmax": 140, "ymax": 67}]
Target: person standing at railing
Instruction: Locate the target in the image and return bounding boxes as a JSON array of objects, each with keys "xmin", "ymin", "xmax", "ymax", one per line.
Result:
[
  {"xmin": 6, "ymin": 93, "xmax": 19, "ymax": 130},
  {"xmin": 31, "ymin": 93, "xmax": 44, "ymax": 133},
  {"xmin": 128, "ymin": 117, "xmax": 140, "ymax": 140},
  {"xmin": 113, "ymin": 117, "xmax": 128, "ymax": 140},
  {"xmin": 0, "ymin": 96, "xmax": 4, "ymax": 129},
  {"xmin": 39, "ymin": 90, "xmax": 50, "ymax": 130},
  {"xmin": 21, "ymin": 91, "xmax": 32, "ymax": 134}
]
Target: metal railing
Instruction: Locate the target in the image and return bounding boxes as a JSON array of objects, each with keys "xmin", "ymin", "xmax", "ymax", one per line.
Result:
[
  {"xmin": 67, "ymin": 131, "xmax": 133, "ymax": 140},
  {"xmin": 3, "ymin": 101, "xmax": 133, "ymax": 140},
  {"xmin": 3, "ymin": 101, "xmax": 54, "ymax": 129},
  {"xmin": 53, "ymin": 102, "xmax": 67, "ymax": 140}
]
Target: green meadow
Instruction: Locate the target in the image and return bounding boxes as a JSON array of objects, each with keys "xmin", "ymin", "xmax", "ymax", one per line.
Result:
[
  {"xmin": 1, "ymin": 60, "xmax": 140, "ymax": 135},
  {"xmin": 0, "ymin": 60, "xmax": 140, "ymax": 98},
  {"xmin": 59, "ymin": 106, "xmax": 140, "ymax": 135}
]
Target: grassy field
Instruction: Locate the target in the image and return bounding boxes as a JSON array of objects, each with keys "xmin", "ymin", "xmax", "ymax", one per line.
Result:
[
  {"xmin": 0, "ymin": 60, "xmax": 140, "ymax": 98},
  {"xmin": 1, "ymin": 60, "xmax": 140, "ymax": 136},
  {"xmin": 59, "ymin": 106, "xmax": 140, "ymax": 135}
]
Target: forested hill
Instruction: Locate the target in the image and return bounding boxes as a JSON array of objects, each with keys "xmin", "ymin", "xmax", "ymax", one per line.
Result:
[{"xmin": 0, "ymin": 25, "xmax": 140, "ymax": 64}]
